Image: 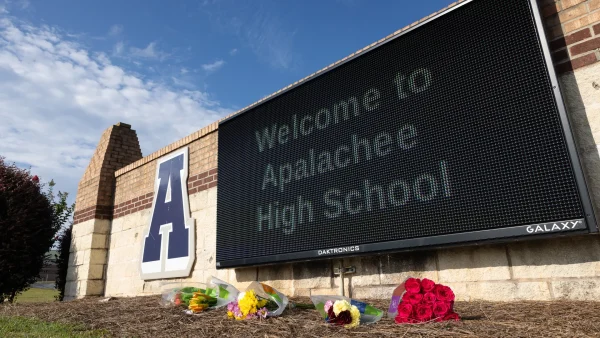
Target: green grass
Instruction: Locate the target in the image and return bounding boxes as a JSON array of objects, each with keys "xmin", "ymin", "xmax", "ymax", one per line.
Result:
[
  {"xmin": 0, "ymin": 316, "xmax": 108, "ymax": 337},
  {"xmin": 14, "ymin": 288, "xmax": 59, "ymax": 303}
]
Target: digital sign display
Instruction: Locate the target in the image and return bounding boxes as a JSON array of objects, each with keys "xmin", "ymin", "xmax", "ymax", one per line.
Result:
[{"xmin": 216, "ymin": 0, "xmax": 597, "ymax": 268}]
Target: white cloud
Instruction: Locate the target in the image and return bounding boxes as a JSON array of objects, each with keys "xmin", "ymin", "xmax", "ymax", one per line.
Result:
[
  {"xmin": 108, "ymin": 24, "xmax": 123, "ymax": 36},
  {"xmin": 180, "ymin": 67, "xmax": 188, "ymax": 74},
  {"xmin": 0, "ymin": 0, "xmax": 31, "ymax": 13},
  {"xmin": 0, "ymin": 16, "xmax": 232, "ymax": 207},
  {"xmin": 201, "ymin": 1, "xmax": 298, "ymax": 69},
  {"xmin": 113, "ymin": 41, "xmax": 124, "ymax": 55},
  {"xmin": 201, "ymin": 59, "xmax": 225, "ymax": 72},
  {"xmin": 129, "ymin": 41, "xmax": 169, "ymax": 61},
  {"xmin": 171, "ymin": 76, "xmax": 196, "ymax": 89},
  {"xmin": 229, "ymin": 48, "xmax": 238, "ymax": 55}
]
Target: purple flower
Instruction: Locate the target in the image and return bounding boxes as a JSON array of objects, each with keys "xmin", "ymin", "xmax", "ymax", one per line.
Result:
[
  {"xmin": 227, "ymin": 301, "xmax": 237, "ymax": 312},
  {"xmin": 257, "ymin": 307, "xmax": 268, "ymax": 319},
  {"xmin": 324, "ymin": 300, "xmax": 334, "ymax": 313}
]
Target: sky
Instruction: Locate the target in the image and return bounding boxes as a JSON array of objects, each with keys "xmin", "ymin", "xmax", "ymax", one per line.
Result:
[{"xmin": 0, "ymin": 0, "xmax": 455, "ymax": 211}]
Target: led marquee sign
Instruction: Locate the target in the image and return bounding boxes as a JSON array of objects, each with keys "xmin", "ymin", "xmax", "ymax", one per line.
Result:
[{"xmin": 215, "ymin": 0, "xmax": 598, "ymax": 268}]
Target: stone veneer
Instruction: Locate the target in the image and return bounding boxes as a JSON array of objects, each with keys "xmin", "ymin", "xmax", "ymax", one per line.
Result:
[
  {"xmin": 102, "ymin": 185, "xmax": 600, "ymax": 301},
  {"xmin": 67, "ymin": 0, "xmax": 600, "ymax": 301}
]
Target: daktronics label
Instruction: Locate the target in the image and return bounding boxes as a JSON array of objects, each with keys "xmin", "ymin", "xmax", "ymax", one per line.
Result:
[
  {"xmin": 317, "ymin": 246, "xmax": 361, "ymax": 256},
  {"xmin": 216, "ymin": 0, "xmax": 596, "ymax": 268}
]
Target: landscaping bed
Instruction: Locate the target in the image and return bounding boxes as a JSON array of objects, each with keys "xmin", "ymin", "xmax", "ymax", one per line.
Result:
[{"xmin": 2, "ymin": 295, "xmax": 600, "ymax": 337}]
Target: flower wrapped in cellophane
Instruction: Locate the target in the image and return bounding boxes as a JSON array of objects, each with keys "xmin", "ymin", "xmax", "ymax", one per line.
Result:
[
  {"xmin": 311, "ymin": 295, "xmax": 383, "ymax": 329},
  {"xmin": 227, "ymin": 281, "xmax": 289, "ymax": 320},
  {"xmin": 391, "ymin": 277, "xmax": 460, "ymax": 324},
  {"xmin": 161, "ymin": 286, "xmax": 209, "ymax": 308},
  {"xmin": 325, "ymin": 299, "xmax": 360, "ymax": 328},
  {"xmin": 203, "ymin": 276, "xmax": 240, "ymax": 309},
  {"xmin": 160, "ymin": 276, "xmax": 240, "ymax": 315},
  {"xmin": 187, "ymin": 290, "xmax": 218, "ymax": 313}
]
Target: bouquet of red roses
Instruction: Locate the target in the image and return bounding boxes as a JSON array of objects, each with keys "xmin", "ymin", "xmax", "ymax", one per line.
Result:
[{"xmin": 394, "ymin": 277, "xmax": 460, "ymax": 324}]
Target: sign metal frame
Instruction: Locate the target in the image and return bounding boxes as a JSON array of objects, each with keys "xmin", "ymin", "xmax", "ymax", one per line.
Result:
[{"xmin": 215, "ymin": 0, "xmax": 598, "ymax": 269}]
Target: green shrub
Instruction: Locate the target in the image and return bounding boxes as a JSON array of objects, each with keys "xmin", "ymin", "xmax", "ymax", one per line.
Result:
[
  {"xmin": 54, "ymin": 222, "xmax": 73, "ymax": 301},
  {"xmin": 0, "ymin": 156, "xmax": 73, "ymax": 303}
]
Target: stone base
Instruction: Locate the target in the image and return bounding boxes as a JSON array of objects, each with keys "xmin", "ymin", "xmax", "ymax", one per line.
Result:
[
  {"xmin": 91, "ymin": 187, "xmax": 600, "ymax": 302},
  {"xmin": 64, "ymin": 218, "xmax": 110, "ymax": 299}
]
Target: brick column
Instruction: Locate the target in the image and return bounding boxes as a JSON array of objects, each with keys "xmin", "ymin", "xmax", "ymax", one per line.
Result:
[
  {"xmin": 540, "ymin": 0, "xmax": 600, "ymax": 73},
  {"xmin": 539, "ymin": 0, "xmax": 600, "ymax": 216},
  {"xmin": 65, "ymin": 122, "xmax": 142, "ymax": 300}
]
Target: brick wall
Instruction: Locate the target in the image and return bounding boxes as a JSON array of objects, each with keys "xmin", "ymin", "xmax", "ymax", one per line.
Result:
[
  {"xmin": 111, "ymin": 167, "xmax": 217, "ymax": 219},
  {"xmin": 111, "ymin": 131, "xmax": 217, "ymax": 220},
  {"xmin": 112, "ymin": 131, "xmax": 216, "ymax": 204},
  {"xmin": 73, "ymin": 123, "xmax": 142, "ymax": 225},
  {"xmin": 541, "ymin": 0, "xmax": 600, "ymax": 73}
]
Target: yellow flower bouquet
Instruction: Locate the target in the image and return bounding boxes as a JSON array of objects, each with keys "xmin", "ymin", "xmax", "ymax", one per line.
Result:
[{"xmin": 226, "ymin": 281, "xmax": 288, "ymax": 320}]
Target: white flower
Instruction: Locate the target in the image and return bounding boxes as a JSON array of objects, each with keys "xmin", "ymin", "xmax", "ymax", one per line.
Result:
[{"xmin": 237, "ymin": 292, "xmax": 246, "ymax": 301}]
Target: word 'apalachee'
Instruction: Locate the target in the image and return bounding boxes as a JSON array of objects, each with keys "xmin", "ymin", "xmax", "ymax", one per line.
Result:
[{"xmin": 262, "ymin": 124, "xmax": 418, "ymax": 193}]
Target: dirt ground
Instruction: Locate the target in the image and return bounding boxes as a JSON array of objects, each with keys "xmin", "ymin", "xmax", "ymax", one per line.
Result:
[{"xmin": 2, "ymin": 295, "xmax": 600, "ymax": 337}]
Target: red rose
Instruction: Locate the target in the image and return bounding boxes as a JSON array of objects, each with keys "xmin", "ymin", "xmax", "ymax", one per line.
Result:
[
  {"xmin": 414, "ymin": 303, "xmax": 433, "ymax": 322},
  {"xmin": 432, "ymin": 301, "xmax": 449, "ymax": 317},
  {"xmin": 402, "ymin": 292, "xmax": 423, "ymax": 305},
  {"xmin": 32, "ymin": 175, "xmax": 39, "ymax": 182},
  {"xmin": 395, "ymin": 315, "xmax": 409, "ymax": 324},
  {"xmin": 401, "ymin": 291, "xmax": 411, "ymax": 302},
  {"xmin": 443, "ymin": 312, "xmax": 460, "ymax": 321},
  {"xmin": 404, "ymin": 278, "xmax": 421, "ymax": 294},
  {"xmin": 422, "ymin": 292, "xmax": 436, "ymax": 304},
  {"xmin": 396, "ymin": 302, "xmax": 413, "ymax": 318},
  {"xmin": 444, "ymin": 287, "xmax": 455, "ymax": 302},
  {"xmin": 327, "ymin": 307, "xmax": 353, "ymax": 326},
  {"xmin": 420, "ymin": 278, "xmax": 435, "ymax": 292},
  {"xmin": 434, "ymin": 285, "xmax": 455, "ymax": 302}
]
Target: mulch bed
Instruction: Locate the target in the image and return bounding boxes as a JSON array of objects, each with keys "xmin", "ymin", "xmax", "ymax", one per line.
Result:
[{"xmin": 2, "ymin": 295, "xmax": 600, "ymax": 337}]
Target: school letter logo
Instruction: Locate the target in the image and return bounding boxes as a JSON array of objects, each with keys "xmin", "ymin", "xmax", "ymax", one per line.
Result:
[{"xmin": 140, "ymin": 147, "xmax": 195, "ymax": 280}]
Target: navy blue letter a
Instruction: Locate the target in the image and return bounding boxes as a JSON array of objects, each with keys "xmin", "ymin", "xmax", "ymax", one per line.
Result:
[{"xmin": 140, "ymin": 147, "xmax": 195, "ymax": 280}]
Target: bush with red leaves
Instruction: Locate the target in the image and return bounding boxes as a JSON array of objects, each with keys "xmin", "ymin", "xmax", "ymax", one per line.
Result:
[{"xmin": 0, "ymin": 156, "xmax": 73, "ymax": 303}]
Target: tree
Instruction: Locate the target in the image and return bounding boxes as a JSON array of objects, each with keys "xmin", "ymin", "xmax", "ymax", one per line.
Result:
[
  {"xmin": 0, "ymin": 156, "xmax": 74, "ymax": 303},
  {"xmin": 54, "ymin": 221, "xmax": 73, "ymax": 301}
]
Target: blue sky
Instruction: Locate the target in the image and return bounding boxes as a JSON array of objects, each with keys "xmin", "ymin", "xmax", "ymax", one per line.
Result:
[{"xmin": 0, "ymin": 0, "xmax": 455, "ymax": 208}]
